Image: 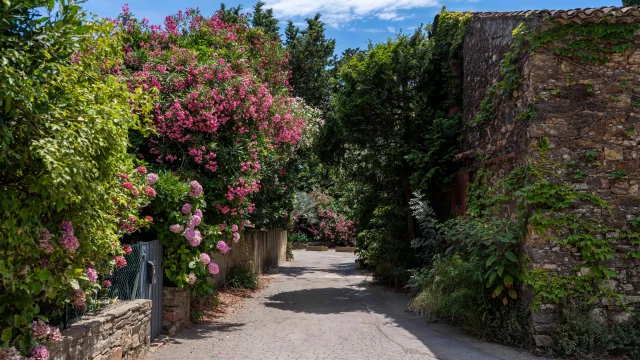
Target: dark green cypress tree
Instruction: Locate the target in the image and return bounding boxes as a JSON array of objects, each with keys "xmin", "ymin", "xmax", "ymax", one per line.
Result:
[
  {"xmin": 251, "ymin": 1, "xmax": 280, "ymax": 39},
  {"xmin": 285, "ymin": 14, "xmax": 336, "ymax": 113}
]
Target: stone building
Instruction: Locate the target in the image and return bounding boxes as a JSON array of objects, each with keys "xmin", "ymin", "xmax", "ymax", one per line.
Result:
[{"xmin": 450, "ymin": 6, "xmax": 640, "ymax": 350}]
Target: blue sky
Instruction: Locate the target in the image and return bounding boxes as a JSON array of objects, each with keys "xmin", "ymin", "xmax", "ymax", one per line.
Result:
[{"xmin": 83, "ymin": 0, "xmax": 617, "ymax": 54}]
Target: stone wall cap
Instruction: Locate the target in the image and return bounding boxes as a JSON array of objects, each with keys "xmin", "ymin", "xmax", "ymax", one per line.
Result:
[{"xmin": 468, "ymin": 6, "xmax": 640, "ymax": 24}]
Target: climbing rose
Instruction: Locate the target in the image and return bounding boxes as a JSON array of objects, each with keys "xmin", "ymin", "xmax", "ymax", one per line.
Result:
[
  {"xmin": 216, "ymin": 240, "xmax": 229, "ymax": 254},
  {"xmin": 220, "ymin": 224, "xmax": 226, "ymax": 231},
  {"xmin": 84, "ymin": 268, "xmax": 98, "ymax": 284},
  {"xmin": 182, "ymin": 203, "xmax": 192, "ymax": 214},
  {"xmin": 146, "ymin": 173, "xmax": 159, "ymax": 185},
  {"xmin": 114, "ymin": 256, "xmax": 127, "ymax": 269},
  {"xmin": 145, "ymin": 216, "xmax": 154, "ymax": 222},
  {"xmin": 29, "ymin": 345, "xmax": 49, "ymax": 360},
  {"xmin": 31, "ymin": 320, "xmax": 50, "ymax": 340},
  {"xmin": 123, "ymin": 244, "xmax": 133, "ymax": 255},
  {"xmin": 188, "ymin": 215, "xmax": 201, "ymax": 228},
  {"xmin": 195, "ymin": 209, "xmax": 203, "ymax": 218},
  {"xmin": 38, "ymin": 228, "xmax": 55, "ymax": 254},
  {"xmin": 103, "ymin": 280, "xmax": 112, "ymax": 288},
  {"xmin": 188, "ymin": 273, "xmax": 196, "ymax": 284},
  {"xmin": 231, "ymin": 224, "xmax": 238, "ymax": 232},
  {"xmin": 137, "ymin": 166, "xmax": 147, "ymax": 174},
  {"xmin": 122, "ymin": 182, "xmax": 134, "ymax": 190},
  {"xmin": 189, "ymin": 180, "xmax": 203, "ymax": 197},
  {"xmin": 233, "ymin": 232, "xmax": 240, "ymax": 243},
  {"xmin": 199, "ymin": 253, "xmax": 210, "ymax": 265},
  {"xmin": 170, "ymin": 224, "xmax": 184, "ymax": 233},
  {"xmin": 208, "ymin": 263, "xmax": 219, "ymax": 275}
]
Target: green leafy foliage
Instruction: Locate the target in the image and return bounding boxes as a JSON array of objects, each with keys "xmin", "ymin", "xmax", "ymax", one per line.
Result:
[
  {"xmin": 0, "ymin": 1, "xmax": 154, "ymax": 354},
  {"xmin": 227, "ymin": 265, "xmax": 260, "ymax": 290}
]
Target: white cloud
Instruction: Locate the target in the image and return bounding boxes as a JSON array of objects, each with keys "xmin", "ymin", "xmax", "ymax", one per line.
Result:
[
  {"xmin": 264, "ymin": 0, "xmax": 439, "ymax": 27},
  {"xmin": 386, "ymin": 26, "xmax": 396, "ymax": 33}
]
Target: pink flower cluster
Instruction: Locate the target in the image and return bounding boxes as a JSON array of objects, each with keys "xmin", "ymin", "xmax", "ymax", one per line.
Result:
[
  {"xmin": 216, "ymin": 240, "xmax": 229, "ymax": 254},
  {"xmin": 59, "ymin": 221, "xmax": 79, "ymax": 253},
  {"xmin": 114, "ymin": 255, "xmax": 127, "ymax": 269},
  {"xmin": 30, "ymin": 320, "xmax": 62, "ymax": 344},
  {"xmin": 208, "ymin": 263, "xmax": 219, "ymax": 275},
  {"xmin": 189, "ymin": 180, "xmax": 203, "ymax": 197},
  {"xmin": 84, "ymin": 267, "xmax": 98, "ymax": 284},
  {"xmin": 38, "ymin": 228, "xmax": 55, "ymax": 254}
]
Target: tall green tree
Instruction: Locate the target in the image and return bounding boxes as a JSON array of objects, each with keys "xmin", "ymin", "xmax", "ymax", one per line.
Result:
[
  {"xmin": 252, "ymin": 1, "xmax": 280, "ymax": 39},
  {"xmin": 285, "ymin": 14, "xmax": 335, "ymax": 112},
  {"xmin": 623, "ymin": 0, "xmax": 640, "ymax": 6}
]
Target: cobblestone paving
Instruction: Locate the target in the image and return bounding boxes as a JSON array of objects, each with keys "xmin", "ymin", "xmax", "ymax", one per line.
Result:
[{"xmin": 151, "ymin": 251, "xmax": 543, "ymax": 360}]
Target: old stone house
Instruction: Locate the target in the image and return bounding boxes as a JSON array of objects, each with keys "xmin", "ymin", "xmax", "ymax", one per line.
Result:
[{"xmin": 449, "ymin": 6, "xmax": 640, "ymax": 350}]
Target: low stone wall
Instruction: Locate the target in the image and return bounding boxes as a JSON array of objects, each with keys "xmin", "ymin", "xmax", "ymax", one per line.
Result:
[
  {"xmin": 162, "ymin": 288, "xmax": 190, "ymax": 336},
  {"xmin": 50, "ymin": 299, "xmax": 151, "ymax": 360},
  {"xmin": 212, "ymin": 229, "xmax": 287, "ymax": 287}
]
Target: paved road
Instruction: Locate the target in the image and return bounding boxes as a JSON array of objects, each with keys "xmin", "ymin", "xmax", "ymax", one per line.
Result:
[{"xmin": 151, "ymin": 250, "xmax": 542, "ymax": 360}]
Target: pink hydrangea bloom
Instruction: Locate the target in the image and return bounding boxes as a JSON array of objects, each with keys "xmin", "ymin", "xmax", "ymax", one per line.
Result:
[
  {"xmin": 114, "ymin": 256, "xmax": 127, "ymax": 269},
  {"xmin": 188, "ymin": 215, "xmax": 201, "ymax": 228},
  {"xmin": 146, "ymin": 173, "xmax": 159, "ymax": 185},
  {"xmin": 170, "ymin": 224, "xmax": 184, "ymax": 233},
  {"xmin": 137, "ymin": 166, "xmax": 147, "ymax": 174},
  {"xmin": 39, "ymin": 228, "xmax": 55, "ymax": 254},
  {"xmin": 208, "ymin": 263, "xmax": 220, "ymax": 275},
  {"xmin": 123, "ymin": 244, "xmax": 133, "ymax": 255},
  {"xmin": 231, "ymin": 224, "xmax": 238, "ymax": 232},
  {"xmin": 103, "ymin": 280, "xmax": 112, "ymax": 288},
  {"xmin": 60, "ymin": 234, "xmax": 79, "ymax": 253},
  {"xmin": 233, "ymin": 232, "xmax": 240, "ymax": 243},
  {"xmin": 216, "ymin": 240, "xmax": 230, "ymax": 254},
  {"xmin": 29, "ymin": 345, "xmax": 49, "ymax": 360},
  {"xmin": 84, "ymin": 268, "xmax": 97, "ymax": 284},
  {"xmin": 31, "ymin": 320, "xmax": 50, "ymax": 340},
  {"xmin": 199, "ymin": 253, "xmax": 210, "ymax": 265},
  {"xmin": 70, "ymin": 288, "xmax": 87, "ymax": 312},
  {"xmin": 144, "ymin": 186, "xmax": 157, "ymax": 197},
  {"xmin": 48, "ymin": 327, "xmax": 62, "ymax": 343},
  {"xmin": 189, "ymin": 180, "xmax": 203, "ymax": 197},
  {"xmin": 182, "ymin": 203, "xmax": 192, "ymax": 214},
  {"xmin": 188, "ymin": 273, "xmax": 196, "ymax": 284}
]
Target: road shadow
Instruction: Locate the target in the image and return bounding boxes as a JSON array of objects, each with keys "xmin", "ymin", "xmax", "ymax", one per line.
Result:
[{"xmin": 167, "ymin": 322, "xmax": 246, "ymax": 342}]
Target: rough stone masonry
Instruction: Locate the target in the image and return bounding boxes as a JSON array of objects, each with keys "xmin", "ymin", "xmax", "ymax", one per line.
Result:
[
  {"xmin": 49, "ymin": 299, "xmax": 151, "ymax": 360},
  {"xmin": 455, "ymin": 6, "xmax": 640, "ymax": 351}
]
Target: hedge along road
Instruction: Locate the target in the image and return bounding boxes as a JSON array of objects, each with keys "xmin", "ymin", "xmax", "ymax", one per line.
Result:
[{"xmin": 150, "ymin": 250, "xmax": 546, "ymax": 360}]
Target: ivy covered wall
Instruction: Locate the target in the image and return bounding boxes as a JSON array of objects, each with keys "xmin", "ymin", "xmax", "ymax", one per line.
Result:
[{"xmin": 457, "ymin": 10, "xmax": 640, "ymax": 351}]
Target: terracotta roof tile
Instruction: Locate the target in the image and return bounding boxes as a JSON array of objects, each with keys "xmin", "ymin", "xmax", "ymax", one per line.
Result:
[{"xmin": 470, "ymin": 6, "xmax": 640, "ymax": 24}]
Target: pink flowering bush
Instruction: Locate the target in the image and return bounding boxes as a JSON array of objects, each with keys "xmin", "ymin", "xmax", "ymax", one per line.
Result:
[
  {"xmin": 0, "ymin": 3, "xmax": 156, "ymax": 356},
  {"xmin": 292, "ymin": 189, "xmax": 356, "ymax": 246},
  {"xmin": 115, "ymin": 6, "xmax": 315, "ymax": 236}
]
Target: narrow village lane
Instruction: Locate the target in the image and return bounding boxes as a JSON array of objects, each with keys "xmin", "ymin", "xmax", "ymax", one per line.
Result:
[{"xmin": 150, "ymin": 250, "xmax": 544, "ymax": 360}]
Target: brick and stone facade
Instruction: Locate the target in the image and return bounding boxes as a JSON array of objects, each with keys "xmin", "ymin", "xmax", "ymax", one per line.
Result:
[
  {"xmin": 162, "ymin": 287, "xmax": 190, "ymax": 336},
  {"xmin": 49, "ymin": 299, "xmax": 151, "ymax": 360},
  {"xmin": 454, "ymin": 6, "xmax": 640, "ymax": 350}
]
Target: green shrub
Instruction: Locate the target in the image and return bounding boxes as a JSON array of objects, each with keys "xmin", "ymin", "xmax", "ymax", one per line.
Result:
[
  {"xmin": 551, "ymin": 303, "xmax": 640, "ymax": 360},
  {"xmin": 289, "ymin": 233, "xmax": 312, "ymax": 243},
  {"xmin": 485, "ymin": 301, "xmax": 531, "ymax": 347},
  {"xmin": 409, "ymin": 255, "xmax": 487, "ymax": 334},
  {"xmin": 286, "ymin": 243, "xmax": 294, "ymax": 261},
  {"xmin": 227, "ymin": 265, "xmax": 260, "ymax": 290},
  {"xmin": 551, "ymin": 304, "xmax": 609, "ymax": 359}
]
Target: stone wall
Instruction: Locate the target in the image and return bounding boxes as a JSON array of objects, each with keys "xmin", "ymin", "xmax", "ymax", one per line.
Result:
[
  {"xmin": 162, "ymin": 288, "xmax": 190, "ymax": 336},
  {"xmin": 50, "ymin": 300, "xmax": 151, "ymax": 360},
  {"xmin": 458, "ymin": 10, "xmax": 640, "ymax": 351}
]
